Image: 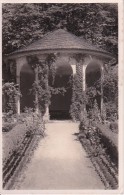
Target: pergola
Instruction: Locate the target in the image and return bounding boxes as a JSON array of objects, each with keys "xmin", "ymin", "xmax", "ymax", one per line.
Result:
[{"xmin": 5, "ymin": 29, "xmax": 113, "ymax": 120}]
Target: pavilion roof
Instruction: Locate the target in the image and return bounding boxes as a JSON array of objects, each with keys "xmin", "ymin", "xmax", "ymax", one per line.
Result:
[{"xmin": 7, "ymin": 29, "xmax": 113, "ymax": 59}]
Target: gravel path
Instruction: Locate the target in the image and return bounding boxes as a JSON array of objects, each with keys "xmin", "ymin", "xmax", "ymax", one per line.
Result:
[{"xmin": 13, "ymin": 121, "xmax": 104, "ymax": 190}]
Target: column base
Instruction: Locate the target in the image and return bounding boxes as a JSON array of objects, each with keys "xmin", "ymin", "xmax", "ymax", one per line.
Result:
[
  {"xmin": 17, "ymin": 98, "xmax": 20, "ymax": 115},
  {"xmin": 43, "ymin": 106, "xmax": 50, "ymax": 122}
]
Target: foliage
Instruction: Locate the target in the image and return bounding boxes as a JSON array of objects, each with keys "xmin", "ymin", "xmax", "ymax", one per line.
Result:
[
  {"xmin": 47, "ymin": 53, "xmax": 58, "ymax": 84},
  {"xmin": 29, "ymin": 55, "xmax": 66, "ymax": 115},
  {"xmin": 109, "ymin": 121, "xmax": 118, "ymax": 133},
  {"xmin": 79, "ymin": 122, "xmax": 118, "ymax": 188},
  {"xmin": 2, "ymin": 3, "xmax": 118, "ymax": 56},
  {"xmin": 16, "ymin": 112, "xmax": 28, "ymax": 123},
  {"xmin": 86, "ymin": 65, "xmax": 118, "ymax": 122},
  {"xmin": 87, "ymin": 99, "xmax": 102, "ymax": 123},
  {"xmin": 103, "ymin": 66, "xmax": 118, "ymax": 104},
  {"xmin": 79, "ymin": 112, "xmax": 89, "ymax": 131},
  {"xmin": 23, "ymin": 107, "xmax": 45, "ymax": 136},
  {"xmin": 28, "ymin": 55, "xmax": 50, "ymax": 115},
  {"xmin": 79, "ymin": 124, "xmax": 106, "ymax": 157},
  {"xmin": 2, "ymin": 107, "xmax": 45, "ymax": 166},
  {"xmin": 2, "ymin": 82, "xmax": 21, "ymax": 115},
  {"xmin": 3, "ymin": 123, "xmax": 29, "ymax": 164},
  {"xmin": 105, "ymin": 102, "xmax": 118, "ymax": 121},
  {"xmin": 103, "ymin": 66, "xmax": 118, "ymax": 120},
  {"xmin": 79, "ymin": 116, "xmax": 117, "ymax": 159},
  {"xmin": 50, "ymin": 86, "xmax": 66, "ymax": 95},
  {"xmin": 86, "ymin": 86, "xmax": 98, "ymax": 109},
  {"xmin": 2, "ymin": 111, "xmax": 17, "ymax": 133},
  {"xmin": 70, "ymin": 72, "xmax": 87, "ymax": 121},
  {"xmin": 2, "ymin": 122, "xmax": 16, "ymax": 132},
  {"xmin": 79, "ymin": 100, "xmax": 102, "ymax": 133},
  {"xmin": 101, "ymin": 104, "xmax": 107, "ymax": 122},
  {"xmin": 70, "ymin": 64, "xmax": 118, "ymax": 122}
]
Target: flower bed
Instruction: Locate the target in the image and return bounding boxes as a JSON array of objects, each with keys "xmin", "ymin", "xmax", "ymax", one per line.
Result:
[
  {"xmin": 2, "ymin": 111, "xmax": 45, "ymax": 188},
  {"xmin": 3, "ymin": 124, "xmax": 28, "ymax": 166},
  {"xmin": 97, "ymin": 123, "xmax": 118, "ymax": 166},
  {"xmin": 2, "ymin": 122, "xmax": 16, "ymax": 132},
  {"xmin": 78, "ymin": 121, "xmax": 118, "ymax": 189}
]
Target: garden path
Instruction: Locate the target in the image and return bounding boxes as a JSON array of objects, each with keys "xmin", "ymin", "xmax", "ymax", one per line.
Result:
[{"xmin": 14, "ymin": 121, "xmax": 104, "ymax": 190}]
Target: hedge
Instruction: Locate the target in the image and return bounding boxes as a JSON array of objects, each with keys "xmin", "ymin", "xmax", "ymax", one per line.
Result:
[
  {"xmin": 2, "ymin": 124, "xmax": 29, "ymax": 166},
  {"xmin": 97, "ymin": 123, "xmax": 118, "ymax": 165}
]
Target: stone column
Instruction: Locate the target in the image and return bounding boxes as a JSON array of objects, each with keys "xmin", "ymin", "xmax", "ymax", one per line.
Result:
[
  {"xmin": 37, "ymin": 55, "xmax": 49, "ymax": 121},
  {"xmin": 69, "ymin": 56, "xmax": 76, "ymax": 75},
  {"xmin": 101, "ymin": 65, "xmax": 104, "ymax": 113},
  {"xmin": 82, "ymin": 65, "xmax": 87, "ymax": 91},
  {"xmin": 34, "ymin": 65, "xmax": 39, "ymax": 113},
  {"xmin": 15, "ymin": 56, "xmax": 27, "ymax": 114},
  {"xmin": 69, "ymin": 63, "xmax": 76, "ymax": 121},
  {"xmin": 80, "ymin": 62, "xmax": 87, "ymax": 118}
]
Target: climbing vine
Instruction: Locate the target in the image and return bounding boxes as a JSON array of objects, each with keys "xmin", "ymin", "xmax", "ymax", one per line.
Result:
[
  {"xmin": 69, "ymin": 62, "xmax": 87, "ymax": 121},
  {"xmin": 69, "ymin": 57, "xmax": 101, "ymax": 122},
  {"xmin": 2, "ymin": 82, "xmax": 21, "ymax": 115},
  {"xmin": 46, "ymin": 53, "xmax": 57, "ymax": 85},
  {"xmin": 28, "ymin": 54, "xmax": 66, "ymax": 116}
]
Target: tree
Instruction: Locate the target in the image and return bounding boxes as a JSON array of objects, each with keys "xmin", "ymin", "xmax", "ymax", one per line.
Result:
[
  {"xmin": 2, "ymin": 3, "xmax": 118, "ymax": 57},
  {"xmin": 103, "ymin": 65, "xmax": 118, "ymax": 120}
]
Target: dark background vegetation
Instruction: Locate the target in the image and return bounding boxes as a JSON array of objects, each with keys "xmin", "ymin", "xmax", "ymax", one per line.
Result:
[{"xmin": 2, "ymin": 3, "xmax": 118, "ymax": 56}]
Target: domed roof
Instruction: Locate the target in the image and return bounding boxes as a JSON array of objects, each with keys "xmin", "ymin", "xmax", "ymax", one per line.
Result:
[{"xmin": 7, "ymin": 29, "xmax": 112, "ymax": 59}]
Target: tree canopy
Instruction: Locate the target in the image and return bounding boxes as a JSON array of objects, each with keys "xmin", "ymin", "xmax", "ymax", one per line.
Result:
[{"xmin": 2, "ymin": 3, "xmax": 118, "ymax": 57}]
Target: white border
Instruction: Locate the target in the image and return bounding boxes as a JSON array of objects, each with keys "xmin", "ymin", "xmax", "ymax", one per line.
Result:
[{"xmin": 0, "ymin": 0, "xmax": 124, "ymax": 194}]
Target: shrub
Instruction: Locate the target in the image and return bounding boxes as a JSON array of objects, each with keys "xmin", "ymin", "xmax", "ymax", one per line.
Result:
[
  {"xmin": 2, "ymin": 82, "xmax": 21, "ymax": 115},
  {"xmin": 3, "ymin": 108, "xmax": 45, "ymax": 165},
  {"xmin": 110, "ymin": 121, "xmax": 118, "ymax": 133},
  {"xmin": 3, "ymin": 124, "xmax": 28, "ymax": 164},
  {"xmin": 87, "ymin": 99, "xmax": 102, "ymax": 124},
  {"xmin": 16, "ymin": 113, "xmax": 27, "ymax": 123},
  {"xmin": 79, "ymin": 112, "xmax": 89, "ymax": 131},
  {"xmin": 2, "ymin": 112, "xmax": 17, "ymax": 132},
  {"xmin": 105, "ymin": 103, "xmax": 118, "ymax": 121},
  {"xmin": 2, "ymin": 122, "xmax": 16, "ymax": 132},
  {"xmin": 23, "ymin": 107, "xmax": 45, "ymax": 136},
  {"xmin": 79, "ymin": 123, "xmax": 106, "ymax": 157},
  {"xmin": 97, "ymin": 123, "xmax": 118, "ymax": 165},
  {"xmin": 101, "ymin": 104, "xmax": 107, "ymax": 123}
]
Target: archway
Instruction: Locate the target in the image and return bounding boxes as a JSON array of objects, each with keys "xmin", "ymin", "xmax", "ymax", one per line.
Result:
[
  {"xmin": 20, "ymin": 63, "xmax": 35, "ymax": 112},
  {"xmin": 49, "ymin": 58, "xmax": 73, "ymax": 120},
  {"xmin": 86, "ymin": 61, "xmax": 101, "ymax": 111}
]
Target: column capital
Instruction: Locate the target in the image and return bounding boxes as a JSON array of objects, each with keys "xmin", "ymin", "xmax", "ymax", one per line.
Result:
[
  {"xmin": 15, "ymin": 56, "xmax": 27, "ymax": 75},
  {"xmin": 68, "ymin": 56, "xmax": 77, "ymax": 65},
  {"xmin": 15, "ymin": 56, "xmax": 27, "ymax": 66},
  {"xmin": 71, "ymin": 64, "xmax": 76, "ymax": 75},
  {"xmin": 83, "ymin": 55, "xmax": 104, "ymax": 68},
  {"xmin": 37, "ymin": 54, "xmax": 48, "ymax": 62}
]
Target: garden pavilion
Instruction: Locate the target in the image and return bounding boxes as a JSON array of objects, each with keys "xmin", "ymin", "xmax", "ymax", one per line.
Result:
[{"xmin": 5, "ymin": 29, "xmax": 113, "ymax": 120}]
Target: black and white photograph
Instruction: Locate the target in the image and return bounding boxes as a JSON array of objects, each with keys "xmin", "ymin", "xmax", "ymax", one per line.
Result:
[{"xmin": 1, "ymin": 1, "xmax": 123, "ymax": 192}]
